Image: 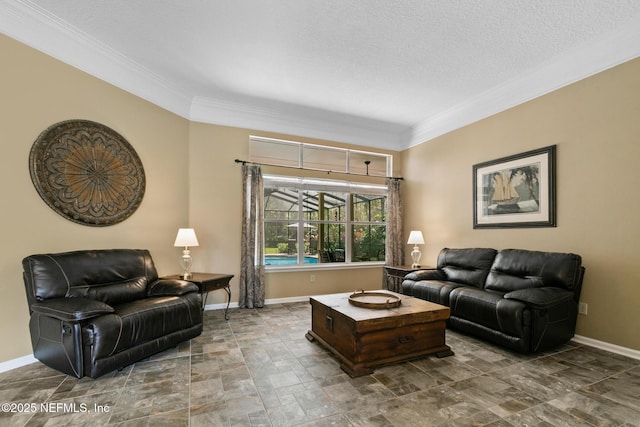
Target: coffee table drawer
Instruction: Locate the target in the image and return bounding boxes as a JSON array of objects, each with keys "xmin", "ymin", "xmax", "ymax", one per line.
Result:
[{"xmin": 357, "ymin": 320, "xmax": 447, "ymax": 362}]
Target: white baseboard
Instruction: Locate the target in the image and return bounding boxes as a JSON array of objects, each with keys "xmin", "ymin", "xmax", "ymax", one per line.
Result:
[
  {"xmin": 203, "ymin": 295, "xmax": 308, "ymax": 311},
  {"xmin": 4, "ymin": 308, "xmax": 636, "ymax": 374},
  {"xmin": 572, "ymin": 334, "xmax": 640, "ymax": 361},
  {"xmin": 0, "ymin": 354, "xmax": 37, "ymax": 373},
  {"xmin": 265, "ymin": 296, "xmax": 310, "ymax": 305}
]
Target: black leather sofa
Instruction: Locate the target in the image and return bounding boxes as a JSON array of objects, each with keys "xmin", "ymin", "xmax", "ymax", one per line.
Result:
[
  {"xmin": 402, "ymin": 248, "xmax": 585, "ymax": 353},
  {"xmin": 22, "ymin": 249, "xmax": 203, "ymax": 378}
]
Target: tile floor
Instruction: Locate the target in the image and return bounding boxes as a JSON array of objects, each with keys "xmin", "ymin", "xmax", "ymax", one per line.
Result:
[{"xmin": 0, "ymin": 301, "xmax": 639, "ymax": 426}]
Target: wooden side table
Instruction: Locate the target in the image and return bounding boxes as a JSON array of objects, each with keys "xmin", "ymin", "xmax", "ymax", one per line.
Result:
[
  {"xmin": 164, "ymin": 273, "xmax": 234, "ymax": 320},
  {"xmin": 383, "ymin": 265, "xmax": 434, "ymax": 292}
]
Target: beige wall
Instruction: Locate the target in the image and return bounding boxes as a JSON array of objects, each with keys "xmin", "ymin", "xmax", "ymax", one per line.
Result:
[
  {"xmin": 1, "ymin": 34, "xmax": 191, "ymax": 362},
  {"xmin": 402, "ymin": 57, "xmax": 640, "ymax": 351}
]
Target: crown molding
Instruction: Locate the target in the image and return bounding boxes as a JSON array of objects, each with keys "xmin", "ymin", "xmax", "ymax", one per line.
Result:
[
  {"xmin": 403, "ymin": 15, "xmax": 640, "ymax": 149},
  {"xmin": 3, "ymin": 1, "xmax": 640, "ymax": 151},
  {"xmin": 190, "ymin": 96, "xmax": 405, "ymax": 150},
  {"xmin": 0, "ymin": 0, "xmax": 192, "ymax": 118}
]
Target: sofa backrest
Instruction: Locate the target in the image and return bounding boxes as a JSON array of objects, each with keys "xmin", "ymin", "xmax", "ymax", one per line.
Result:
[
  {"xmin": 437, "ymin": 248, "xmax": 498, "ymax": 288},
  {"xmin": 23, "ymin": 249, "xmax": 159, "ymax": 307},
  {"xmin": 485, "ymin": 249, "xmax": 584, "ymax": 296}
]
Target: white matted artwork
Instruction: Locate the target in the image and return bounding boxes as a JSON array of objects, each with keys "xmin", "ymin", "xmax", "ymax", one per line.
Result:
[{"xmin": 473, "ymin": 145, "xmax": 556, "ymax": 228}]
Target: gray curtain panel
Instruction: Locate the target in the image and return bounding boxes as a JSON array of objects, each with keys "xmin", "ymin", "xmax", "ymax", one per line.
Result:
[
  {"xmin": 385, "ymin": 178, "xmax": 404, "ymax": 268},
  {"xmin": 239, "ymin": 164, "xmax": 265, "ymax": 308}
]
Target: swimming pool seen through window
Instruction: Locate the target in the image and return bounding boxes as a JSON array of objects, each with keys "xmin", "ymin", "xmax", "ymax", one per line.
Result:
[{"xmin": 263, "ymin": 175, "xmax": 387, "ymax": 267}]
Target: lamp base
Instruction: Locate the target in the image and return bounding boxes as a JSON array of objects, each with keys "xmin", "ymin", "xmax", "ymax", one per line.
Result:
[
  {"xmin": 180, "ymin": 248, "xmax": 193, "ymax": 281},
  {"xmin": 411, "ymin": 245, "xmax": 422, "ymax": 269}
]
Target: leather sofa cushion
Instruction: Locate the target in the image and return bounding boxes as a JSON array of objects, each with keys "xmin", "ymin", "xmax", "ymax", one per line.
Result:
[
  {"xmin": 484, "ymin": 273, "xmax": 544, "ymax": 293},
  {"xmin": 450, "ymin": 288, "xmax": 530, "ymax": 338},
  {"xmin": 88, "ymin": 294, "xmax": 201, "ymax": 359},
  {"xmin": 31, "ymin": 298, "xmax": 114, "ymax": 321},
  {"xmin": 67, "ymin": 277, "xmax": 148, "ymax": 306},
  {"xmin": 485, "ymin": 249, "xmax": 583, "ymax": 293},
  {"xmin": 437, "ymin": 248, "xmax": 497, "ymax": 288},
  {"xmin": 402, "ymin": 280, "xmax": 468, "ymax": 306},
  {"xmin": 23, "ymin": 249, "xmax": 159, "ymax": 302},
  {"xmin": 404, "ymin": 269, "xmax": 445, "ymax": 282},
  {"xmin": 505, "ymin": 287, "xmax": 575, "ymax": 309},
  {"xmin": 147, "ymin": 279, "xmax": 199, "ymax": 296}
]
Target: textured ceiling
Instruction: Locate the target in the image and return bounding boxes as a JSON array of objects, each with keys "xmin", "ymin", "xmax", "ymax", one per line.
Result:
[{"xmin": 2, "ymin": 1, "xmax": 640, "ymax": 150}]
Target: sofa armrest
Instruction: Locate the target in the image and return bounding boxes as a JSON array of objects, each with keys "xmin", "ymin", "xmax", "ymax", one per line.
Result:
[
  {"xmin": 31, "ymin": 298, "xmax": 114, "ymax": 322},
  {"xmin": 404, "ymin": 269, "xmax": 445, "ymax": 281},
  {"xmin": 504, "ymin": 287, "xmax": 575, "ymax": 310},
  {"xmin": 147, "ymin": 278, "xmax": 199, "ymax": 297}
]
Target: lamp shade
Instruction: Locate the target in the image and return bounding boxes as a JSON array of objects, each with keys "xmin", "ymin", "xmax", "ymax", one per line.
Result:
[
  {"xmin": 407, "ymin": 230, "xmax": 425, "ymax": 245},
  {"xmin": 174, "ymin": 228, "xmax": 199, "ymax": 247}
]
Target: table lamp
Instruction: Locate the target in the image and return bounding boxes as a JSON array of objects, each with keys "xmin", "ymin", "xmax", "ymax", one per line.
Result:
[
  {"xmin": 407, "ymin": 230, "xmax": 425, "ymax": 268},
  {"xmin": 174, "ymin": 228, "xmax": 199, "ymax": 279}
]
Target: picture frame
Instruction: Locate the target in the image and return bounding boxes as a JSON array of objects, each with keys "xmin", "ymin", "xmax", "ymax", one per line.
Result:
[{"xmin": 473, "ymin": 145, "xmax": 556, "ymax": 228}]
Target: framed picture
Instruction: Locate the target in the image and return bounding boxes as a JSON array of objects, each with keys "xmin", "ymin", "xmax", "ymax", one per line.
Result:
[{"xmin": 473, "ymin": 145, "xmax": 556, "ymax": 228}]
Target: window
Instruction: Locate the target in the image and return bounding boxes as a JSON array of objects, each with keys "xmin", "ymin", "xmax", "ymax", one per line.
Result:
[
  {"xmin": 250, "ymin": 136, "xmax": 392, "ymax": 177},
  {"xmin": 263, "ymin": 175, "xmax": 387, "ymax": 267}
]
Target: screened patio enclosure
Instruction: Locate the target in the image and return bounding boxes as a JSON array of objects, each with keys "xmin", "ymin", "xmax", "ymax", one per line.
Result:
[{"xmin": 264, "ymin": 185, "xmax": 387, "ymax": 265}]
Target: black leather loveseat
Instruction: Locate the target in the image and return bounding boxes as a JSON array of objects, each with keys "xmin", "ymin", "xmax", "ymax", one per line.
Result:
[
  {"xmin": 22, "ymin": 249, "xmax": 203, "ymax": 378},
  {"xmin": 402, "ymin": 248, "xmax": 585, "ymax": 353}
]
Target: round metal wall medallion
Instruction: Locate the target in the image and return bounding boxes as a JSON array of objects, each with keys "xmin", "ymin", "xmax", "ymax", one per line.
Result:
[{"xmin": 29, "ymin": 119, "xmax": 146, "ymax": 226}]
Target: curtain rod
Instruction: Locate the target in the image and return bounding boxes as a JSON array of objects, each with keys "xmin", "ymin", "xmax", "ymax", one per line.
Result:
[{"xmin": 234, "ymin": 159, "xmax": 403, "ymax": 180}]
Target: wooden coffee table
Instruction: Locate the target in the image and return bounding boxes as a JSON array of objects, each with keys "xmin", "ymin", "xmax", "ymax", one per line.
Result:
[{"xmin": 305, "ymin": 291, "xmax": 453, "ymax": 377}]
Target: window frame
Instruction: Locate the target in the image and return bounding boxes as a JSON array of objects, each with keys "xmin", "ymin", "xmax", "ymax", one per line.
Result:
[
  {"xmin": 263, "ymin": 174, "xmax": 388, "ymax": 271},
  {"xmin": 250, "ymin": 135, "xmax": 393, "ymax": 177}
]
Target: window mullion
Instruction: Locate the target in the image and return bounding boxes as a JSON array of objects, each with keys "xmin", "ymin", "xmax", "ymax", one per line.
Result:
[
  {"xmin": 345, "ymin": 193, "xmax": 352, "ymax": 264},
  {"xmin": 297, "ymin": 190, "xmax": 303, "ymax": 265}
]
